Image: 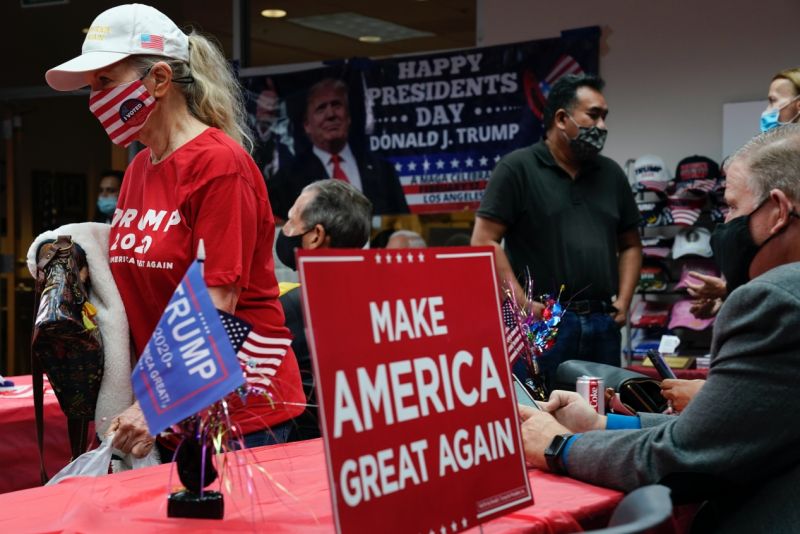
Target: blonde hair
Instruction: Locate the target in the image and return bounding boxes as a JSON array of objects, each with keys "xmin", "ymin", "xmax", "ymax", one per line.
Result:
[
  {"xmin": 130, "ymin": 30, "xmax": 253, "ymax": 153},
  {"xmin": 772, "ymin": 67, "xmax": 800, "ymax": 97}
]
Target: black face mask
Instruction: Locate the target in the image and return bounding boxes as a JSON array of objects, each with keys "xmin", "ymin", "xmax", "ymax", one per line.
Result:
[
  {"xmin": 710, "ymin": 198, "xmax": 799, "ymax": 293},
  {"xmin": 566, "ymin": 116, "xmax": 607, "ymax": 161},
  {"xmin": 275, "ymin": 228, "xmax": 309, "ymax": 271}
]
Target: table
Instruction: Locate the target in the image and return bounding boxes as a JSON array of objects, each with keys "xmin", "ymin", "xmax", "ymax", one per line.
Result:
[
  {"xmin": 0, "ymin": 375, "xmax": 73, "ymax": 494},
  {"xmin": 0, "ymin": 438, "xmax": 623, "ymax": 533}
]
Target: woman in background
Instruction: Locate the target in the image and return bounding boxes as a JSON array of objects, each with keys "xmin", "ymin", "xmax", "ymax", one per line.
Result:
[{"xmin": 761, "ymin": 67, "xmax": 800, "ymax": 132}]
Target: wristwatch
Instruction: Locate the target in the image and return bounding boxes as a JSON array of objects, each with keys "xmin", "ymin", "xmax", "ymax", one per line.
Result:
[{"xmin": 544, "ymin": 434, "xmax": 573, "ymax": 475}]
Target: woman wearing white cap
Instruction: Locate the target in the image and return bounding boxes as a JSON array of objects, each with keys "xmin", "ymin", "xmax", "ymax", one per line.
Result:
[{"xmin": 45, "ymin": 4, "xmax": 305, "ymax": 458}]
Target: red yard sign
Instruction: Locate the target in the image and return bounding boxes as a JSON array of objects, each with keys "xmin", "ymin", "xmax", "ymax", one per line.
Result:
[{"xmin": 297, "ymin": 246, "xmax": 533, "ymax": 534}]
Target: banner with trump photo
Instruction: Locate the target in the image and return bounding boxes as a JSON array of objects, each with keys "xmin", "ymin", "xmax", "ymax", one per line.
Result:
[
  {"xmin": 297, "ymin": 247, "xmax": 533, "ymax": 534},
  {"xmin": 242, "ymin": 27, "xmax": 599, "ymax": 218}
]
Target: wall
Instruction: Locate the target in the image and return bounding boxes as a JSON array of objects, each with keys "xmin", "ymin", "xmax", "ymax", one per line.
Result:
[
  {"xmin": 478, "ymin": 0, "xmax": 800, "ymax": 172},
  {"xmin": 13, "ymin": 95, "xmax": 111, "ymax": 275}
]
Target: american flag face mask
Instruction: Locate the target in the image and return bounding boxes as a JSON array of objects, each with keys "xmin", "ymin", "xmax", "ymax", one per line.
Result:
[{"xmin": 89, "ymin": 74, "xmax": 156, "ymax": 147}]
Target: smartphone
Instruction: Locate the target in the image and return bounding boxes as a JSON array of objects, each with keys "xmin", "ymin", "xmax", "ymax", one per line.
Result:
[
  {"xmin": 646, "ymin": 349, "xmax": 677, "ymax": 380},
  {"xmin": 512, "ymin": 374, "xmax": 542, "ymax": 410}
]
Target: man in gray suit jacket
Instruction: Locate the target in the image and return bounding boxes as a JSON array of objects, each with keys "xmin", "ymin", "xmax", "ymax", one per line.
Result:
[{"xmin": 518, "ymin": 124, "xmax": 800, "ymax": 532}]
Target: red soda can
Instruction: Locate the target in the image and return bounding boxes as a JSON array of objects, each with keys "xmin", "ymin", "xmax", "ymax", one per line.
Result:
[{"xmin": 577, "ymin": 375, "xmax": 605, "ymax": 414}]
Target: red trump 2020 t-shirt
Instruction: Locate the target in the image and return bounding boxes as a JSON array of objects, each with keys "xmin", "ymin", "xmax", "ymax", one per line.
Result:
[{"xmin": 109, "ymin": 127, "xmax": 304, "ymax": 434}]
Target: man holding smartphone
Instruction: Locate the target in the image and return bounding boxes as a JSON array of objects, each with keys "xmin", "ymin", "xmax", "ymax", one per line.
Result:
[
  {"xmin": 659, "ymin": 378, "xmax": 704, "ymax": 411},
  {"xmin": 517, "ymin": 125, "xmax": 800, "ymax": 532}
]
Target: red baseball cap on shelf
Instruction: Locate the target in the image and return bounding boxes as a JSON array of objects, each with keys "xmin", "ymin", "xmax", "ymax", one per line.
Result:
[
  {"xmin": 667, "ymin": 191, "xmax": 705, "ymax": 226},
  {"xmin": 630, "ymin": 300, "xmax": 672, "ymax": 329},
  {"xmin": 675, "ymin": 259, "xmax": 720, "ymax": 290},
  {"xmin": 674, "ymin": 155, "xmax": 720, "ymax": 194},
  {"xmin": 668, "ymin": 299, "xmax": 715, "ymax": 331}
]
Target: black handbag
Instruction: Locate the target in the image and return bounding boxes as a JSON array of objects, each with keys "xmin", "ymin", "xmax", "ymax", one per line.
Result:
[
  {"xmin": 554, "ymin": 360, "xmax": 669, "ymax": 414},
  {"xmin": 31, "ymin": 235, "xmax": 104, "ymax": 482}
]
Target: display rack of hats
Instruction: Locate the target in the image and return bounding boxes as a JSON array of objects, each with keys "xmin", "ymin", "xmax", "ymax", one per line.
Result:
[{"xmin": 626, "ymin": 155, "xmax": 728, "ymax": 365}]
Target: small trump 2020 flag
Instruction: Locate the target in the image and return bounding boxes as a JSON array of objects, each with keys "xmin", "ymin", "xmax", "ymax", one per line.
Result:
[{"xmin": 132, "ymin": 259, "xmax": 245, "ymax": 435}]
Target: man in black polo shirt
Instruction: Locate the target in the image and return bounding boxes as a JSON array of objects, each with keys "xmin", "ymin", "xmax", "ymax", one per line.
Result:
[{"xmin": 472, "ymin": 74, "xmax": 641, "ymax": 387}]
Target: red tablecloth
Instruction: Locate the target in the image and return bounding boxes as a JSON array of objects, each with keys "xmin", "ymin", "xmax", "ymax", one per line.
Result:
[
  {"xmin": 0, "ymin": 438, "xmax": 623, "ymax": 533},
  {"xmin": 627, "ymin": 365, "xmax": 709, "ymax": 381},
  {"xmin": 0, "ymin": 375, "xmax": 73, "ymax": 494}
]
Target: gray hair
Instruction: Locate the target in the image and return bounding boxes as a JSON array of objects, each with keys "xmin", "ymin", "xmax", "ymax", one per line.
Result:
[
  {"xmin": 388, "ymin": 230, "xmax": 427, "ymax": 248},
  {"xmin": 300, "ymin": 180, "xmax": 372, "ymax": 247},
  {"xmin": 730, "ymin": 124, "xmax": 800, "ymax": 204}
]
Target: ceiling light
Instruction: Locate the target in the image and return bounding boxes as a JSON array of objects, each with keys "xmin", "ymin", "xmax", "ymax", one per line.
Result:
[
  {"xmin": 261, "ymin": 9, "xmax": 287, "ymax": 18},
  {"xmin": 289, "ymin": 12, "xmax": 434, "ymax": 43}
]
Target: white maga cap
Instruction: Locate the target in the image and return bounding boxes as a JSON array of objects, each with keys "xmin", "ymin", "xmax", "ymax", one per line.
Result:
[
  {"xmin": 46, "ymin": 3, "xmax": 189, "ymax": 91},
  {"xmin": 634, "ymin": 154, "xmax": 671, "ymax": 192},
  {"xmin": 672, "ymin": 227, "xmax": 713, "ymax": 259}
]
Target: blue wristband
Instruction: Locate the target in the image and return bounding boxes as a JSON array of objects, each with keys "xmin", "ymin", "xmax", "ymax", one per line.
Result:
[
  {"xmin": 606, "ymin": 413, "xmax": 642, "ymax": 430},
  {"xmin": 561, "ymin": 434, "xmax": 580, "ymax": 471}
]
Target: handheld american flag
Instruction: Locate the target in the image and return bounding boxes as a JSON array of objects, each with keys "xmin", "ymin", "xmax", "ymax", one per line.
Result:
[
  {"xmin": 218, "ymin": 311, "xmax": 291, "ymax": 391},
  {"xmin": 502, "ymin": 297, "xmax": 527, "ymax": 363}
]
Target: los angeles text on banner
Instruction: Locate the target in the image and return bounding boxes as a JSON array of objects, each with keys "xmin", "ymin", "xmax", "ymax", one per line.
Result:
[{"xmin": 298, "ymin": 248, "xmax": 532, "ymax": 534}]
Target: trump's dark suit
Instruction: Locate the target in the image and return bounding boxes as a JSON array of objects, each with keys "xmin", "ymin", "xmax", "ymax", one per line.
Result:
[{"xmin": 267, "ymin": 149, "xmax": 410, "ymax": 219}]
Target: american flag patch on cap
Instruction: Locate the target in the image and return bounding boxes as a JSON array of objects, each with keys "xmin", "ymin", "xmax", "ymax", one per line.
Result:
[{"xmin": 140, "ymin": 34, "xmax": 164, "ymax": 51}]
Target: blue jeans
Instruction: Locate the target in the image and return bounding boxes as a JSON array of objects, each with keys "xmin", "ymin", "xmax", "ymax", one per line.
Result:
[
  {"xmin": 513, "ymin": 310, "xmax": 621, "ymax": 392},
  {"xmin": 236, "ymin": 421, "xmax": 293, "ymax": 449}
]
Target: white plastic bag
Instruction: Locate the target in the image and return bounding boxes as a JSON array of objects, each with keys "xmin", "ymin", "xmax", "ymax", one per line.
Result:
[
  {"xmin": 113, "ymin": 445, "xmax": 160, "ymax": 473},
  {"xmin": 46, "ymin": 437, "xmax": 115, "ymax": 486},
  {"xmin": 46, "ymin": 434, "xmax": 160, "ymax": 485}
]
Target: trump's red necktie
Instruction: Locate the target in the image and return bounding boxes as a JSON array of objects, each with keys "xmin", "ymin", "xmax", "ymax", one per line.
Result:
[{"xmin": 329, "ymin": 153, "xmax": 350, "ymax": 182}]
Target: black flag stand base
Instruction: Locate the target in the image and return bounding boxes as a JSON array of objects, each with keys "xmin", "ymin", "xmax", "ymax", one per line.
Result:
[
  {"xmin": 167, "ymin": 490, "xmax": 224, "ymax": 519},
  {"xmin": 167, "ymin": 420, "xmax": 223, "ymax": 519}
]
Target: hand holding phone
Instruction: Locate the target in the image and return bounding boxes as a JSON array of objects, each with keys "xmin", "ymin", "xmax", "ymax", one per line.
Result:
[
  {"xmin": 513, "ymin": 374, "xmax": 542, "ymax": 410},
  {"xmin": 646, "ymin": 349, "xmax": 677, "ymax": 380}
]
